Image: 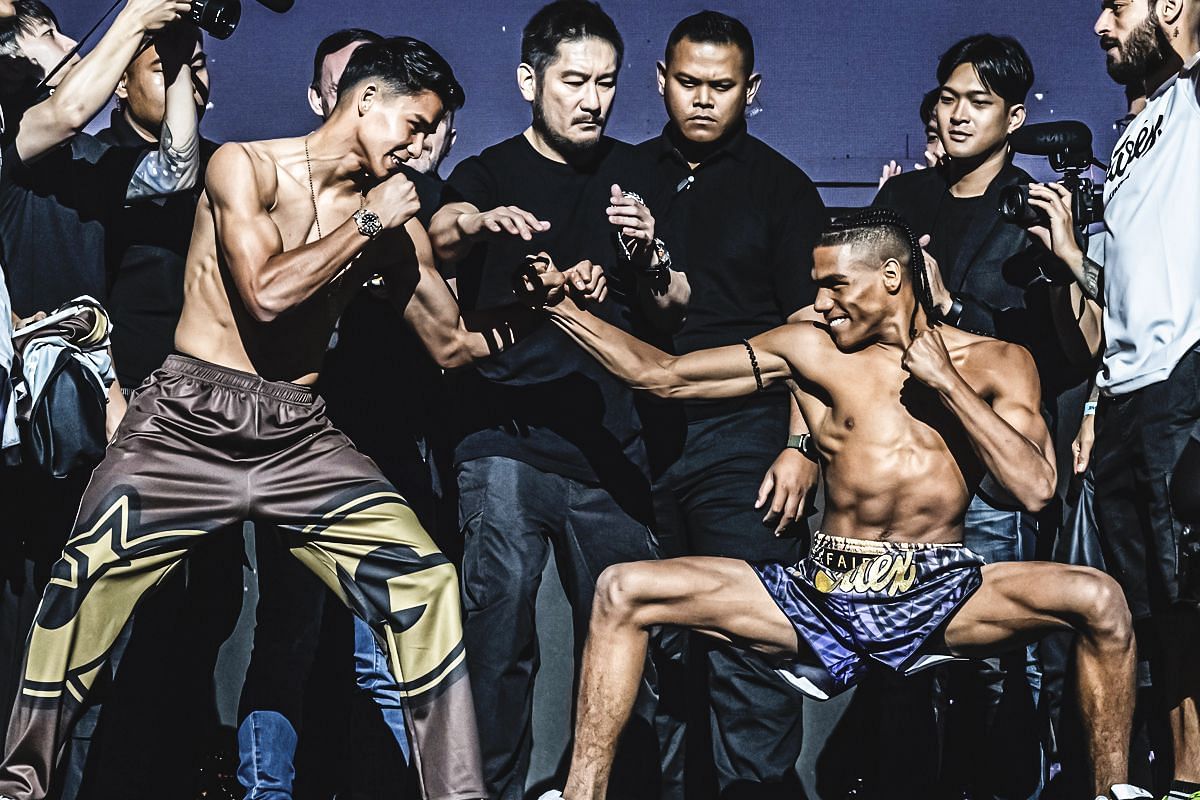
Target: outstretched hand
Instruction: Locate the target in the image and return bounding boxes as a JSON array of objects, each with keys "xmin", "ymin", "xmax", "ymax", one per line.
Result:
[{"xmin": 901, "ymin": 327, "xmax": 958, "ymax": 393}]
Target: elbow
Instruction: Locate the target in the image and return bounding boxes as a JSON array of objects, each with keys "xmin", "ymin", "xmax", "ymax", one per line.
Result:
[
  {"xmin": 56, "ymin": 98, "xmax": 93, "ymax": 137},
  {"xmin": 1018, "ymin": 471, "xmax": 1057, "ymax": 513},
  {"xmin": 244, "ymin": 288, "xmax": 284, "ymax": 324},
  {"xmin": 430, "ymin": 331, "xmax": 472, "ymax": 370}
]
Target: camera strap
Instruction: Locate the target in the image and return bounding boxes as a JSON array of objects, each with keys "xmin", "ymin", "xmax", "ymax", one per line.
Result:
[{"xmin": 32, "ymin": 0, "xmax": 127, "ymax": 97}]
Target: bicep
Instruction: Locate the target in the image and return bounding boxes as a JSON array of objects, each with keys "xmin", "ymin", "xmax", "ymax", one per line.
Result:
[
  {"xmin": 396, "ymin": 220, "xmax": 458, "ymax": 321},
  {"xmin": 207, "ymin": 146, "xmax": 282, "ymax": 287},
  {"xmin": 664, "ymin": 325, "xmax": 794, "ymax": 397},
  {"xmin": 988, "ymin": 346, "xmax": 1052, "ymax": 452}
]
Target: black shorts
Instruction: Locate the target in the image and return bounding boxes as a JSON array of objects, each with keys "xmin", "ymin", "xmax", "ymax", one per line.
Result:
[{"xmin": 1093, "ymin": 342, "xmax": 1200, "ymax": 619}]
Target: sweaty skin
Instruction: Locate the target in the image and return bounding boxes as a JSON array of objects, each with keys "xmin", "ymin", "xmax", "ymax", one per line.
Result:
[
  {"xmin": 541, "ymin": 245, "xmax": 1055, "ymax": 545},
  {"xmin": 175, "ymin": 132, "xmax": 505, "ymax": 384}
]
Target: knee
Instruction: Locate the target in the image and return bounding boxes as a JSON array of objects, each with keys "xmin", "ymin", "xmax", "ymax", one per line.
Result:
[
  {"xmin": 594, "ymin": 563, "xmax": 651, "ymax": 625},
  {"xmin": 1074, "ymin": 570, "xmax": 1133, "ymax": 646}
]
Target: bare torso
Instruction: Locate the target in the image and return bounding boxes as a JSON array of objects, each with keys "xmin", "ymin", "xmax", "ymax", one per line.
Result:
[
  {"xmin": 174, "ymin": 138, "xmax": 399, "ymax": 384},
  {"xmin": 787, "ymin": 322, "xmax": 1007, "ymax": 544}
]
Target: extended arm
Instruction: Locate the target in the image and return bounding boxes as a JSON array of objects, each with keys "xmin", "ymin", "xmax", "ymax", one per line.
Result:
[
  {"xmin": 389, "ymin": 219, "xmax": 532, "ymax": 369},
  {"xmin": 15, "ymin": 0, "xmax": 189, "ymax": 162},
  {"xmin": 545, "ymin": 292, "xmax": 793, "ymax": 400},
  {"xmin": 206, "ymin": 143, "xmax": 376, "ymax": 322},
  {"xmin": 428, "ymin": 200, "xmax": 549, "ymax": 265},
  {"xmin": 904, "ymin": 330, "xmax": 1056, "ymax": 511}
]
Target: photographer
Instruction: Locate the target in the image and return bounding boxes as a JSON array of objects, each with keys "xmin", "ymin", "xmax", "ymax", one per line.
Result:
[
  {"xmin": 1035, "ymin": 1, "xmax": 1200, "ymax": 796},
  {"xmin": 0, "ymin": 0, "xmax": 194, "ymax": 770},
  {"xmin": 873, "ymin": 33, "xmax": 1101, "ymax": 799}
]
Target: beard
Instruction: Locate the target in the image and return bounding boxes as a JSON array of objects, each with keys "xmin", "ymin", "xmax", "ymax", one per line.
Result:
[
  {"xmin": 1104, "ymin": 10, "xmax": 1171, "ymax": 85},
  {"xmin": 531, "ymin": 92, "xmax": 604, "ymax": 162}
]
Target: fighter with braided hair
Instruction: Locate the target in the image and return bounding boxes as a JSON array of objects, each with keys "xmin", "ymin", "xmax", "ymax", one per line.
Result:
[{"xmin": 525, "ymin": 210, "xmax": 1143, "ymax": 800}]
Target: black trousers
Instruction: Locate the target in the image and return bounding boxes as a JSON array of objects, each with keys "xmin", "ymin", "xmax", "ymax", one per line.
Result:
[
  {"xmin": 1092, "ymin": 343, "xmax": 1200, "ymax": 620},
  {"xmin": 457, "ymin": 455, "xmax": 674, "ymax": 800},
  {"xmin": 648, "ymin": 396, "xmax": 807, "ymax": 800}
]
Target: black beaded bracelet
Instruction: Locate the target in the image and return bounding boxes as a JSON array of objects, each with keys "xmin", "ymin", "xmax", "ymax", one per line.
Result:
[{"xmin": 742, "ymin": 339, "xmax": 764, "ymax": 392}]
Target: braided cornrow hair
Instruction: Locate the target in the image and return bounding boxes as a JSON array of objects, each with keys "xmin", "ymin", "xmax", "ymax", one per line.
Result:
[{"xmin": 820, "ymin": 208, "xmax": 940, "ymax": 325}]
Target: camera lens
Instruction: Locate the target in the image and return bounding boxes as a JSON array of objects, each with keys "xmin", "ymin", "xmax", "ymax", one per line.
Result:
[
  {"xmin": 997, "ymin": 184, "xmax": 1046, "ymax": 227},
  {"xmin": 190, "ymin": 0, "xmax": 241, "ymax": 39}
]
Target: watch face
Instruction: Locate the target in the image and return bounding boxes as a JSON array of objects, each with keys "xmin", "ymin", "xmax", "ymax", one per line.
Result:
[{"xmin": 357, "ymin": 209, "xmax": 383, "ymax": 237}]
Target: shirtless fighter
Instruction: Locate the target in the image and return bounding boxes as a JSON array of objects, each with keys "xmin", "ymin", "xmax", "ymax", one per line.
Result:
[
  {"xmin": 530, "ymin": 210, "xmax": 1142, "ymax": 800},
  {"xmin": 0, "ymin": 37, "xmax": 544, "ymax": 800}
]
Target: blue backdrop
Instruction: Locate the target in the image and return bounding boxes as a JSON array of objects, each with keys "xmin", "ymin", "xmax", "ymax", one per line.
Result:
[{"xmin": 61, "ymin": 0, "xmax": 1125, "ymax": 206}]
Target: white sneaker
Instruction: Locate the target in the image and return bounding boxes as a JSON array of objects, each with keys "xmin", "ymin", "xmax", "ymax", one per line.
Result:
[
  {"xmin": 1105, "ymin": 784, "xmax": 1154, "ymax": 800},
  {"xmin": 536, "ymin": 792, "xmax": 564, "ymax": 800}
]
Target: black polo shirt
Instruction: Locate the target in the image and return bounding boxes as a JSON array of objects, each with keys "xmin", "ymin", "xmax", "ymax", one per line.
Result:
[
  {"xmin": 441, "ymin": 133, "xmax": 655, "ymax": 498},
  {"xmin": 636, "ymin": 123, "xmax": 825, "ymax": 415}
]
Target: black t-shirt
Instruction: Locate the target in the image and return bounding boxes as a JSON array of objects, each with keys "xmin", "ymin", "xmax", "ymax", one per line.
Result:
[
  {"xmin": 0, "ymin": 124, "xmax": 140, "ymax": 317},
  {"xmin": 442, "ymin": 134, "xmax": 654, "ymax": 496},
  {"xmin": 927, "ymin": 193, "xmax": 988, "ymax": 287},
  {"xmin": 96, "ymin": 111, "xmax": 219, "ymax": 387}
]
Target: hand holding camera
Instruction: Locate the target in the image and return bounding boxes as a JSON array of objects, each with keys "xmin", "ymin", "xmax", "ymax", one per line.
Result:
[
  {"xmin": 1024, "ymin": 182, "xmax": 1084, "ymax": 272},
  {"xmin": 122, "ymin": 0, "xmax": 191, "ymax": 35}
]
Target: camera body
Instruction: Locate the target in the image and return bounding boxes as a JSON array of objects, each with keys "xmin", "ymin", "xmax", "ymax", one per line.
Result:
[{"xmin": 997, "ymin": 121, "xmax": 1104, "ymax": 233}]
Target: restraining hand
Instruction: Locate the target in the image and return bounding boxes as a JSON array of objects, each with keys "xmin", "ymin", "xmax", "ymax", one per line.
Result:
[
  {"xmin": 462, "ymin": 205, "xmax": 550, "ymax": 241},
  {"xmin": 917, "ymin": 235, "xmax": 953, "ymax": 316},
  {"xmin": 607, "ymin": 183, "xmax": 656, "ymax": 266}
]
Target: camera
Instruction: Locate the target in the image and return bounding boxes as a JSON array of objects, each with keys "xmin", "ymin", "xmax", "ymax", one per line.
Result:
[
  {"xmin": 189, "ymin": 0, "xmax": 293, "ymax": 40},
  {"xmin": 189, "ymin": 0, "xmax": 239, "ymax": 39},
  {"xmin": 997, "ymin": 121, "xmax": 1104, "ymax": 233}
]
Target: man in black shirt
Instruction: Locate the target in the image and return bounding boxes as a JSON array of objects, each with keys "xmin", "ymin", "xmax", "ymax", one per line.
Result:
[
  {"xmin": 429, "ymin": 3, "xmax": 687, "ymax": 797},
  {"xmin": 873, "ymin": 35, "xmax": 1092, "ymax": 798},
  {"xmin": 632, "ymin": 13, "xmax": 826, "ymax": 798},
  {"xmin": 0, "ymin": 0, "xmax": 196, "ymax": 769}
]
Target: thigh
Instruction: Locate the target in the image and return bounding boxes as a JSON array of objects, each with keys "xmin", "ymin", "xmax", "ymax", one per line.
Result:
[
  {"xmin": 614, "ymin": 557, "xmax": 800, "ymax": 659},
  {"xmin": 943, "ymin": 561, "xmax": 1111, "ymax": 657}
]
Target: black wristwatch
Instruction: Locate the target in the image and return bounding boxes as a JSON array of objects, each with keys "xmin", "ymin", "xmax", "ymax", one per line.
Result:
[{"xmin": 786, "ymin": 433, "xmax": 818, "ymax": 462}]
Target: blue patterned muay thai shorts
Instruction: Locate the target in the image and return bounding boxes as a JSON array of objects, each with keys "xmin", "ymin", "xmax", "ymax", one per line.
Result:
[{"xmin": 752, "ymin": 531, "xmax": 985, "ymax": 699}]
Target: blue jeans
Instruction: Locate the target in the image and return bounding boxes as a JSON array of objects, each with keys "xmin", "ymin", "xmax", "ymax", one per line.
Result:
[
  {"xmin": 940, "ymin": 493, "xmax": 1045, "ymax": 800},
  {"xmin": 237, "ymin": 615, "xmax": 410, "ymax": 799}
]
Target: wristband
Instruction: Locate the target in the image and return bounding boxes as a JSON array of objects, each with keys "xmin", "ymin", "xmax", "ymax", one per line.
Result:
[
  {"xmin": 945, "ymin": 296, "xmax": 964, "ymax": 322},
  {"xmin": 1083, "ymin": 400, "xmax": 1098, "ymax": 417}
]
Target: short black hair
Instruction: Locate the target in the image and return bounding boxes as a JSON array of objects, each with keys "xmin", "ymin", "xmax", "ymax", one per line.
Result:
[
  {"xmin": 919, "ymin": 87, "xmax": 939, "ymax": 126},
  {"xmin": 312, "ymin": 28, "xmax": 383, "ymax": 90},
  {"xmin": 521, "ymin": 1, "xmax": 623, "ymax": 77},
  {"xmin": 936, "ymin": 34, "xmax": 1034, "ymax": 107},
  {"xmin": 337, "ymin": 35, "xmax": 465, "ymax": 113},
  {"xmin": 665, "ymin": 10, "xmax": 754, "ymax": 75},
  {"xmin": 819, "ymin": 209, "xmax": 939, "ymax": 322},
  {"xmin": 0, "ymin": 0, "xmax": 59, "ymax": 59}
]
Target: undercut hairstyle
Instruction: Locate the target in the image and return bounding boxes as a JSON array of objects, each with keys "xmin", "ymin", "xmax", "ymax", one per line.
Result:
[
  {"xmin": 919, "ymin": 87, "xmax": 939, "ymax": 125},
  {"xmin": 337, "ymin": 35, "xmax": 465, "ymax": 113},
  {"xmin": 521, "ymin": 0, "xmax": 623, "ymax": 77},
  {"xmin": 311, "ymin": 28, "xmax": 383, "ymax": 90},
  {"xmin": 937, "ymin": 34, "xmax": 1034, "ymax": 107},
  {"xmin": 665, "ymin": 10, "xmax": 755, "ymax": 75},
  {"xmin": 819, "ymin": 210, "xmax": 939, "ymax": 321},
  {"xmin": 0, "ymin": 0, "xmax": 59, "ymax": 58}
]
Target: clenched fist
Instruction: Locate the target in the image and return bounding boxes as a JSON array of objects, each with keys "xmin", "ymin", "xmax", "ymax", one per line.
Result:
[
  {"xmin": 901, "ymin": 327, "xmax": 958, "ymax": 393},
  {"xmin": 365, "ymin": 172, "xmax": 421, "ymax": 230}
]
